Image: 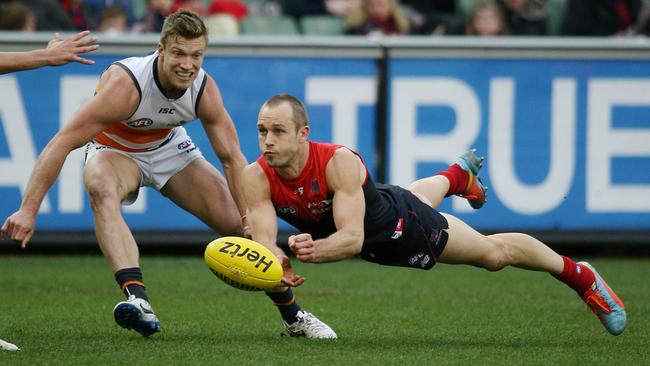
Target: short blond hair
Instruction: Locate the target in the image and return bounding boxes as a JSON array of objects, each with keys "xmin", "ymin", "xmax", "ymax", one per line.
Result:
[{"xmin": 160, "ymin": 9, "xmax": 208, "ymax": 46}]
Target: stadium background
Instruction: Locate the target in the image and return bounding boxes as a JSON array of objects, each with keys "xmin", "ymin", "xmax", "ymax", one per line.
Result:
[
  {"xmin": 1, "ymin": 33, "xmax": 649, "ymax": 254},
  {"xmin": 1, "ymin": 3, "xmax": 649, "ymax": 362}
]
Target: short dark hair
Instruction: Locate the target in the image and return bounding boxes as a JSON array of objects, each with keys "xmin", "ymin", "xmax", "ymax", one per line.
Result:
[
  {"xmin": 262, "ymin": 94, "xmax": 309, "ymax": 131},
  {"xmin": 160, "ymin": 9, "xmax": 208, "ymax": 47}
]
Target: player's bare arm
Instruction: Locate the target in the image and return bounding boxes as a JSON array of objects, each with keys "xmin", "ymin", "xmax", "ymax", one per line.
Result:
[
  {"xmin": 0, "ymin": 31, "xmax": 98, "ymax": 74},
  {"xmin": 0, "ymin": 66, "xmax": 139, "ymax": 247},
  {"xmin": 198, "ymin": 76, "xmax": 248, "ymax": 218},
  {"xmin": 242, "ymin": 163, "xmax": 305, "ymax": 287},
  {"xmin": 289, "ymin": 148, "xmax": 366, "ymax": 263}
]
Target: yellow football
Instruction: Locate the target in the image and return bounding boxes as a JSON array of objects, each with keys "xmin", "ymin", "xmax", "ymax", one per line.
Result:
[{"xmin": 204, "ymin": 236, "xmax": 283, "ymax": 291}]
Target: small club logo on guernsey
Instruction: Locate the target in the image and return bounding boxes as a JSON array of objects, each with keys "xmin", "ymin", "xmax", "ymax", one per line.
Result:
[
  {"xmin": 310, "ymin": 179, "xmax": 319, "ymax": 193},
  {"xmin": 391, "ymin": 218, "xmax": 404, "ymax": 239},
  {"xmin": 177, "ymin": 139, "xmax": 193, "ymax": 150}
]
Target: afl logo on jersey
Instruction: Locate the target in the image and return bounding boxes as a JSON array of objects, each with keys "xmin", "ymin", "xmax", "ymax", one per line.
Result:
[{"xmin": 127, "ymin": 118, "xmax": 154, "ymax": 128}]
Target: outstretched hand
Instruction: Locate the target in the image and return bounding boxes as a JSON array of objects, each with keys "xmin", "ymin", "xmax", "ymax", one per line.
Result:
[
  {"xmin": 46, "ymin": 30, "xmax": 99, "ymax": 66},
  {"xmin": 278, "ymin": 254, "xmax": 305, "ymax": 287},
  {"xmin": 1, "ymin": 210, "xmax": 36, "ymax": 248}
]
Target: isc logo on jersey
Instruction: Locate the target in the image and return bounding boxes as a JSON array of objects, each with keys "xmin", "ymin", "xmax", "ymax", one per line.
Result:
[
  {"xmin": 204, "ymin": 236, "xmax": 283, "ymax": 291},
  {"xmin": 158, "ymin": 107, "xmax": 175, "ymax": 114}
]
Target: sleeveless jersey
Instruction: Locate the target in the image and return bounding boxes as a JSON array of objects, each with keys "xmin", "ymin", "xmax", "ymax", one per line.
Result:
[
  {"xmin": 93, "ymin": 52, "xmax": 207, "ymax": 152},
  {"xmin": 257, "ymin": 141, "xmax": 393, "ymax": 240}
]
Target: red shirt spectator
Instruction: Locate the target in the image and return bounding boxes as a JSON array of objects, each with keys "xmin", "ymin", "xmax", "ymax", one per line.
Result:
[
  {"xmin": 208, "ymin": 0, "xmax": 249, "ymax": 21},
  {"xmin": 61, "ymin": 0, "xmax": 91, "ymax": 30}
]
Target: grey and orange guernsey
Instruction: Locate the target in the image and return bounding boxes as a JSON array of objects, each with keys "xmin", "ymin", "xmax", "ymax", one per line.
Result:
[{"xmin": 94, "ymin": 51, "xmax": 207, "ymax": 153}]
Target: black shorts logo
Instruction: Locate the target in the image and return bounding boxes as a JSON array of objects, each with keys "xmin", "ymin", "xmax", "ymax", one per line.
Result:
[{"xmin": 391, "ymin": 218, "xmax": 404, "ymax": 239}]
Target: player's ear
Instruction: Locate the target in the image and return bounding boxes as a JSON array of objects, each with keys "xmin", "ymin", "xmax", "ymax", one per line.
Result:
[
  {"xmin": 156, "ymin": 42, "xmax": 164, "ymax": 55},
  {"xmin": 298, "ymin": 125, "xmax": 310, "ymax": 142}
]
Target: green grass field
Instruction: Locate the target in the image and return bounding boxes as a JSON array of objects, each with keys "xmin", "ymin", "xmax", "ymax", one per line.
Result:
[{"xmin": 0, "ymin": 255, "xmax": 647, "ymax": 365}]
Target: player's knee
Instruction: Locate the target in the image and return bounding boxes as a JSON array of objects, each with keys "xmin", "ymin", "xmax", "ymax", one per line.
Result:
[
  {"xmin": 86, "ymin": 184, "xmax": 121, "ymax": 209},
  {"xmin": 84, "ymin": 174, "xmax": 121, "ymax": 209},
  {"xmin": 481, "ymin": 240, "xmax": 513, "ymax": 272}
]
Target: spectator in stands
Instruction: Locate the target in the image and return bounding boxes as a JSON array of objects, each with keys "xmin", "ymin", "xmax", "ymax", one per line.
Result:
[
  {"xmin": 98, "ymin": 5, "xmax": 128, "ymax": 35},
  {"xmin": 172, "ymin": 0, "xmax": 208, "ymax": 15},
  {"xmin": 344, "ymin": 0, "xmax": 411, "ymax": 35},
  {"xmin": 400, "ymin": 0, "xmax": 465, "ymax": 35},
  {"xmin": 0, "ymin": 1, "xmax": 37, "ymax": 31},
  {"xmin": 283, "ymin": 0, "xmax": 359, "ymax": 18},
  {"xmin": 466, "ymin": 0, "xmax": 509, "ymax": 36},
  {"xmin": 131, "ymin": 0, "xmax": 209, "ymax": 33},
  {"xmin": 84, "ymin": 0, "xmax": 140, "ymax": 30},
  {"xmin": 204, "ymin": 13, "xmax": 240, "ymax": 36},
  {"xmin": 325, "ymin": 0, "xmax": 361, "ymax": 17},
  {"xmin": 208, "ymin": 0, "xmax": 249, "ymax": 21},
  {"xmin": 204, "ymin": 0, "xmax": 247, "ymax": 36},
  {"xmin": 5, "ymin": 0, "xmax": 75, "ymax": 31},
  {"xmin": 497, "ymin": 0, "xmax": 547, "ymax": 35},
  {"xmin": 283, "ymin": 0, "xmax": 327, "ymax": 18},
  {"xmin": 139, "ymin": 0, "xmax": 174, "ymax": 32},
  {"xmin": 563, "ymin": 0, "xmax": 641, "ymax": 36},
  {"xmin": 635, "ymin": 3, "xmax": 650, "ymax": 36},
  {"xmin": 61, "ymin": 0, "xmax": 94, "ymax": 30}
]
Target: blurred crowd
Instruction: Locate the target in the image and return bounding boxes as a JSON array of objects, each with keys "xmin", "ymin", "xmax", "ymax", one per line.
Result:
[{"xmin": 1, "ymin": 0, "xmax": 650, "ymax": 37}]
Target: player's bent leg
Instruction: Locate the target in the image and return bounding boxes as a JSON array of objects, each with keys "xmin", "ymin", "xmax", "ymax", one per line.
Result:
[
  {"xmin": 84, "ymin": 152, "xmax": 142, "ymax": 271},
  {"xmin": 84, "ymin": 152, "xmax": 159, "ymax": 336},
  {"xmin": 409, "ymin": 149, "xmax": 487, "ymax": 210},
  {"xmin": 408, "ymin": 175, "xmax": 450, "ymax": 208},
  {"xmin": 161, "ymin": 158, "xmax": 243, "ymax": 236}
]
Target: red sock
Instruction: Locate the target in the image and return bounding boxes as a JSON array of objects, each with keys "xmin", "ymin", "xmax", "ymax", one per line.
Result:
[
  {"xmin": 435, "ymin": 164, "xmax": 469, "ymax": 197},
  {"xmin": 552, "ymin": 256, "xmax": 595, "ymax": 295}
]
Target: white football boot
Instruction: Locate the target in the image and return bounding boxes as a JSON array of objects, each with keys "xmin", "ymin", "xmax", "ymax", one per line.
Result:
[
  {"xmin": 0, "ymin": 338, "xmax": 20, "ymax": 351},
  {"xmin": 113, "ymin": 295, "xmax": 161, "ymax": 337},
  {"xmin": 282, "ymin": 310, "xmax": 337, "ymax": 339}
]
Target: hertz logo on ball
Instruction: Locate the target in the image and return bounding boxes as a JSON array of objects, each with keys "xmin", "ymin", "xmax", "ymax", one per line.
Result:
[
  {"xmin": 204, "ymin": 236, "xmax": 283, "ymax": 291},
  {"xmin": 218, "ymin": 241, "xmax": 274, "ymax": 272}
]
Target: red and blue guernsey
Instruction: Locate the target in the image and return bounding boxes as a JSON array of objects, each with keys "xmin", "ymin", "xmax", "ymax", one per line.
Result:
[
  {"xmin": 257, "ymin": 141, "xmax": 450, "ymax": 270},
  {"xmin": 257, "ymin": 141, "xmax": 391, "ymax": 240}
]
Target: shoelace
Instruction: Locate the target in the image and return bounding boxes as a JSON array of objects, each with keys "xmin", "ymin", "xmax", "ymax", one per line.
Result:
[
  {"xmin": 299, "ymin": 314, "xmax": 328, "ymax": 331},
  {"xmin": 584, "ymin": 289, "xmax": 612, "ymax": 315}
]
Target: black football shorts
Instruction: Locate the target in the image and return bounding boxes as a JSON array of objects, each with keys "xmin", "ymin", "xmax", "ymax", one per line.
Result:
[{"xmin": 359, "ymin": 184, "xmax": 449, "ymax": 270}]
